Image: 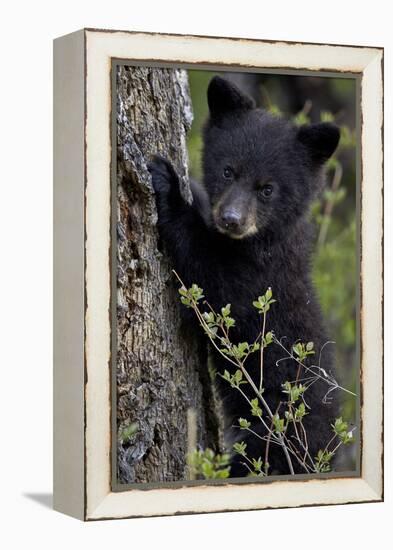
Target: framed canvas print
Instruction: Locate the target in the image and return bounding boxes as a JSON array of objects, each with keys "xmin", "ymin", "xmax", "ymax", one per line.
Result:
[{"xmin": 53, "ymin": 29, "xmax": 383, "ymax": 520}]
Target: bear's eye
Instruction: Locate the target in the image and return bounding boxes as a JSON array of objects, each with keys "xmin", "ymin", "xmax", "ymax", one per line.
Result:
[
  {"xmin": 259, "ymin": 184, "xmax": 274, "ymax": 199},
  {"xmin": 223, "ymin": 166, "xmax": 234, "ymax": 180}
]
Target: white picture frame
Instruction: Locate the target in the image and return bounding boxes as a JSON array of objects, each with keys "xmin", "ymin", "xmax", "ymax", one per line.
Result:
[{"xmin": 53, "ymin": 28, "xmax": 383, "ymax": 521}]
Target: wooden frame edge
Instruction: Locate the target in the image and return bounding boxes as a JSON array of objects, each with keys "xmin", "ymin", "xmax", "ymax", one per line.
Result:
[
  {"xmin": 53, "ymin": 28, "xmax": 383, "ymax": 521},
  {"xmin": 53, "ymin": 29, "xmax": 86, "ymax": 520}
]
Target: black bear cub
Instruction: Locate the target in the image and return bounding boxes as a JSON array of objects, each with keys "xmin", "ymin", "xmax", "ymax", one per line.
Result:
[{"xmin": 149, "ymin": 76, "xmax": 340, "ymax": 476}]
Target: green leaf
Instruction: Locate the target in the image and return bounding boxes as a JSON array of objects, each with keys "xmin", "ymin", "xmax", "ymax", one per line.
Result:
[
  {"xmin": 273, "ymin": 414, "xmax": 285, "ymax": 433},
  {"xmin": 250, "ymin": 398, "xmax": 262, "ymax": 417},
  {"xmin": 332, "ymin": 417, "xmax": 348, "ymax": 436},
  {"xmin": 232, "ymin": 342, "xmax": 250, "ymax": 360},
  {"xmin": 282, "ymin": 381, "xmax": 306, "ymax": 404},
  {"xmin": 251, "ymin": 342, "xmax": 261, "ymax": 353},
  {"xmin": 207, "ymin": 325, "xmax": 218, "ymax": 339},
  {"xmin": 221, "ymin": 304, "xmax": 231, "ymax": 317},
  {"xmin": 320, "ymin": 111, "xmax": 335, "ymax": 123},
  {"xmin": 294, "ymin": 402, "xmax": 307, "ymax": 421},
  {"xmin": 251, "ymin": 457, "xmax": 263, "ymax": 473},
  {"xmin": 294, "ymin": 111, "xmax": 310, "ymax": 126},
  {"xmin": 268, "ymin": 105, "xmax": 282, "ymax": 117},
  {"xmin": 314, "ymin": 449, "xmax": 334, "ymax": 473},
  {"xmin": 292, "ymin": 341, "xmax": 315, "ymax": 362},
  {"xmin": 190, "ymin": 283, "xmax": 204, "ymax": 302},
  {"xmin": 222, "ymin": 370, "xmax": 231, "ymax": 382},
  {"xmin": 201, "ymin": 461, "xmax": 214, "ymax": 478},
  {"xmin": 233, "ymin": 441, "xmax": 247, "ymax": 456},
  {"xmin": 215, "ymin": 469, "xmax": 230, "ymax": 479},
  {"xmin": 187, "ymin": 448, "xmax": 231, "ymax": 480},
  {"xmin": 252, "ymin": 289, "xmax": 276, "ymax": 314},
  {"xmin": 234, "ymin": 369, "xmax": 243, "ymax": 384},
  {"xmin": 203, "ymin": 311, "xmax": 215, "ymax": 324},
  {"xmin": 340, "ymin": 431, "xmax": 355, "ymax": 444},
  {"xmin": 332, "ymin": 417, "xmax": 355, "ymax": 444},
  {"xmin": 263, "ymin": 332, "xmax": 273, "ymax": 346},
  {"xmin": 265, "ymin": 288, "xmax": 272, "ymax": 301},
  {"xmin": 238, "ymin": 418, "xmax": 251, "ymax": 429},
  {"xmin": 119, "ymin": 422, "xmax": 139, "ymax": 443},
  {"xmin": 180, "ymin": 296, "xmax": 191, "ymax": 307},
  {"xmin": 224, "ymin": 316, "xmax": 236, "ymax": 329},
  {"xmin": 293, "ymin": 343, "xmax": 302, "ymax": 357}
]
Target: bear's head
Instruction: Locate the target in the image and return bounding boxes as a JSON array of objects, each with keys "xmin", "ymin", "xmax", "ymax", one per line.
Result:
[{"xmin": 202, "ymin": 76, "xmax": 340, "ymax": 240}]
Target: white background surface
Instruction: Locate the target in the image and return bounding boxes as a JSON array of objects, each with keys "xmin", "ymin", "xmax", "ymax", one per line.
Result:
[{"xmin": 0, "ymin": 1, "xmax": 391, "ymax": 548}]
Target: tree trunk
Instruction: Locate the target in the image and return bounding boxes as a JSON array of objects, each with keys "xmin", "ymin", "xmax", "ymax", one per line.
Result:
[{"xmin": 116, "ymin": 66, "xmax": 220, "ymax": 484}]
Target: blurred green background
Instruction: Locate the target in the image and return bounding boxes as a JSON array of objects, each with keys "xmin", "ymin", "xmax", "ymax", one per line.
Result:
[{"xmin": 187, "ymin": 70, "xmax": 357, "ymax": 428}]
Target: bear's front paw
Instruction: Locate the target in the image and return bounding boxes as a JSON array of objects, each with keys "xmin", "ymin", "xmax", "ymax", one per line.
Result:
[{"xmin": 147, "ymin": 155, "xmax": 179, "ymax": 196}]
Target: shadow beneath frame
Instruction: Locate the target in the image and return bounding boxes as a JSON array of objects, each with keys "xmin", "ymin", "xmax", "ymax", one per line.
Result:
[{"xmin": 23, "ymin": 493, "xmax": 53, "ymax": 509}]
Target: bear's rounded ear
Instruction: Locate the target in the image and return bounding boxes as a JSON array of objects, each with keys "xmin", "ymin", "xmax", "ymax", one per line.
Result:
[
  {"xmin": 207, "ymin": 76, "xmax": 255, "ymax": 121},
  {"xmin": 297, "ymin": 122, "xmax": 340, "ymax": 164}
]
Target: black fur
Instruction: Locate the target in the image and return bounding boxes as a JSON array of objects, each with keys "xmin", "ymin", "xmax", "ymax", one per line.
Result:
[{"xmin": 148, "ymin": 76, "xmax": 340, "ymax": 476}]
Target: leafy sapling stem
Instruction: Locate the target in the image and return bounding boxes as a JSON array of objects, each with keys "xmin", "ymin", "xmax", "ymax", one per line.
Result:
[
  {"xmin": 174, "ymin": 271, "xmax": 295, "ymax": 475},
  {"xmin": 259, "ymin": 309, "xmax": 267, "ymax": 393},
  {"xmin": 174, "ymin": 270, "xmax": 355, "ymax": 477}
]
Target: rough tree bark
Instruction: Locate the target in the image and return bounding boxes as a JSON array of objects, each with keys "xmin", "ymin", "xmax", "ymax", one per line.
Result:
[{"xmin": 116, "ymin": 66, "xmax": 220, "ymax": 484}]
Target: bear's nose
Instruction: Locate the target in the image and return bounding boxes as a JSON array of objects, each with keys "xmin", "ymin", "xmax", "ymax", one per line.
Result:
[{"xmin": 221, "ymin": 208, "xmax": 243, "ymax": 229}]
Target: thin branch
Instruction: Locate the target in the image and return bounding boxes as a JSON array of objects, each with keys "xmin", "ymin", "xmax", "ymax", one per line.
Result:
[
  {"xmin": 273, "ymin": 336, "xmax": 356, "ymax": 397},
  {"xmin": 259, "ymin": 310, "xmax": 267, "ymax": 393}
]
